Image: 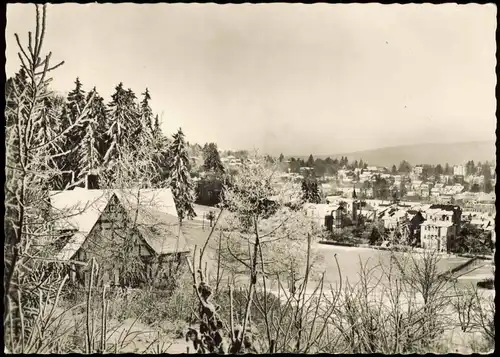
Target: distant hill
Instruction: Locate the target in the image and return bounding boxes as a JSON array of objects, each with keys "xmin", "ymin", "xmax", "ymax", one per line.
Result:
[{"xmin": 307, "ymin": 141, "xmax": 496, "ymax": 167}]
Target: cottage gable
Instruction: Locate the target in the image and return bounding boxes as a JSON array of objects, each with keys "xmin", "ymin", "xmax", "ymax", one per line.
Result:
[{"xmin": 49, "ymin": 188, "xmax": 189, "ymax": 263}]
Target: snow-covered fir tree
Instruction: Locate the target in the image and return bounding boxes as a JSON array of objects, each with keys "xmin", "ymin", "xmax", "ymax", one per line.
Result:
[
  {"xmin": 5, "ymin": 69, "xmax": 28, "ymax": 127},
  {"xmin": 203, "ymin": 142, "xmax": 225, "ymax": 174},
  {"xmin": 86, "ymin": 87, "xmax": 109, "ymax": 158},
  {"xmin": 76, "ymin": 88, "xmax": 101, "ymax": 182},
  {"xmin": 104, "ymin": 83, "xmax": 140, "ymax": 163},
  {"xmin": 150, "ymin": 114, "xmax": 171, "ymax": 186},
  {"xmin": 168, "ymin": 128, "xmax": 197, "ymax": 222},
  {"xmin": 67, "ymin": 77, "xmax": 86, "ymax": 119},
  {"xmin": 38, "ymin": 94, "xmax": 67, "ymax": 184},
  {"xmin": 63, "ymin": 77, "xmax": 88, "ymax": 180},
  {"xmin": 301, "ymin": 174, "xmax": 321, "ymax": 203},
  {"xmin": 152, "ymin": 114, "xmax": 162, "ymax": 141},
  {"xmin": 139, "ymin": 88, "xmax": 154, "ymax": 146}
]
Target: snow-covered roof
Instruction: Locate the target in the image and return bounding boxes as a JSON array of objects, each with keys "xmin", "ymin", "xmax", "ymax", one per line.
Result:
[
  {"xmin": 50, "ymin": 189, "xmax": 112, "ymax": 233},
  {"xmin": 50, "ymin": 188, "xmax": 185, "ymax": 261},
  {"xmin": 476, "ymin": 193, "xmax": 496, "ymax": 203},
  {"xmin": 421, "ymin": 220, "xmax": 453, "ymax": 228}
]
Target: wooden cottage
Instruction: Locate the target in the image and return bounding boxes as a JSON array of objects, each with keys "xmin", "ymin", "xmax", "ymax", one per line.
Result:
[{"xmin": 49, "ymin": 188, "xmax": 190, "ymax": 288}]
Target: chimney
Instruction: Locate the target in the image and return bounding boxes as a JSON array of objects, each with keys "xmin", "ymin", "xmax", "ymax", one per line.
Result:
[{"xmin": 85, "ymin": 170, "xmax": 100, "ymax": 190}]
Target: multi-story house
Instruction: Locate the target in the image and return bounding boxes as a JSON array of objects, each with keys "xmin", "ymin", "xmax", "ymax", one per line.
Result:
[
  {"xmin": 420, "ymin": 220, "xmax": 454, "ymax": 252},
  {"xmin": 420, "ymin": 205, "xmax": 462, "ymax": 252},
  {"xmin": 380, "ymin": 207, "xmax": 408, "ymax": 231},
  {"xmin": 411, "ymin": 180, "xmax": 423, "ymax": 190},
  {"xmin": 430, "ymin": 187, "xmax": 440, "ymax": 197},
  {"xmin": 453, "ymin": 165, "xmax": 466, "ymax": 176},
  {"xmin": 337, "ymin": 169, "xmax": 347, "ymax": 181},
  {"xmin": 299, "ymin": 167, "xmax": 314, "ymax": 175},
  {"xmin": 413, "ymin": 165, "xmax": 423, "ymax": 176},
  {"xmin": 420, "ymin": 183, "xmax": 430, "ymax": 196},
  {"xmin": 358, "ymin": 172, "xmax": 372, "ymax": 182}
]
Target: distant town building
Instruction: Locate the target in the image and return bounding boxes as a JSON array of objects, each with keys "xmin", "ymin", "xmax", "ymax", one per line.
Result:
[
  {"xmin": 453, "ymin": 165, "xmax": 466, "ymax": 176},
  {"xmin": 420, "ymin": 220, "xmax": 453, "ymax": 253},
  {"xmin": 413, "ymin": 165, "xmax": 423, "ymax": 175},
  {"xmin": 430, "ymin": 187, "xmax": 440, "ymax": 197},
  {"xmin": 420, "ymin": 205, "xmax": 462, "ymax": 253},
  {"xmin": 410, "ymin": 180, "xmax": 422, "ymax": 189}
]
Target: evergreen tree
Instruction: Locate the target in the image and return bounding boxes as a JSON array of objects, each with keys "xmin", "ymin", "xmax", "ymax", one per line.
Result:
[
  {"xmin": 152, "ymin": 114, "xmax": 161, "ymax": 140},
  {"xmin": 314, "ymin": 158, "xmax": 327, "ymax": 177},
  {"xmin": 63, "ymin": 77, "xmax": 88, "ymax": 179},
  {"xmin": 67, "ymin": 77, "xmax": 87, "ymax": 120},
  {"xmin": 105, "ymin": 83, "xmax": 140, "ymax": 163},
  {"xmin": 147, "ymin": 114, "xmax": 170, "ymax": 186},
  {"xmin": 301, "ymin": 174, "xmax": 321, "ymax": 203},
  {"xmin": 40, "ymin": 94, "xmax": 68, "ymax": 188},
  {"xmin": 77, "ymin": 88, "xmax": 101, "ymax": 181},
  {"xmin": 392, "ymin": 189, "xmax": 400, "ymax": 203},
  {"xmin": 482, "ymin": 164, "xmax": 492, "ymax": 193},
  {"xmin": 307, "ymin": 154, "xmax": 315, "ymax": 167},
  {"xmin": 444, "ymin": 163, "xmax": 451, "ymax": 175},
  {"xmin": 77, "ymin": 118, "xmax": 100, "ymax": 180},
  {"xmin": 399, "ymin": 179, "xmax": 407, "ymax": 198},
  {"xmin": 5, "ymin": 69, "xmax": 28, "ymax": 127},
  {"xmin": 279, "ymin": 153, "xmax": 284, "ymax": 163},
  {"xmin": 391, "ymin": 165, "xmax": 397, "ymax": 174},
  {"xmin": 369, "ymin": 226, "xmax": 381, "ymax": 245},
  {"xmin": 126, "ymin": 88, "xmax": 142, "ymax": 138},
  {"xmin": 466, "ymin": 160, "xmax": 475, "ymax": 176},
  {"xmin": 86, "ymin": 87, "xmax": 109, "ymax": 158},
  {"xmin": 398, "ymin": 160, "xmax": 412, "ymax": 173},
  {"xmin": 470, "ymin": 183, "xmax": 480, "ymax": 193},
  {"xmin": 289, "ymin": 157, "xmax": 300, "ymax": 173},
  {"xmin": 139, "ymin": 88, "xmax": 154, "ymax": 146},
  {"xmin": 203, "ymin": 142, "xmax": 225, "ymax": 174},
  {"xmin": 168, "ymin": 128, "xmax": 197, "ymax": 222}
]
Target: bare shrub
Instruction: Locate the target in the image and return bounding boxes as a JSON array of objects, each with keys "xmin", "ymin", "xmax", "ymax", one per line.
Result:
[{"xmin": 452, "ymin": 282, "xmax": 495, "ymax": 352}]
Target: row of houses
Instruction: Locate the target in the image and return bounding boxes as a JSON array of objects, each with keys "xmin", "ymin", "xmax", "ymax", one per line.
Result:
[
  {"xmin": 306, "ymin": 188, "xmax": 495, "ymax": 252},
  {"xmin": 453, "ymin": 164, "xmax": 496, "ymax": 177}
]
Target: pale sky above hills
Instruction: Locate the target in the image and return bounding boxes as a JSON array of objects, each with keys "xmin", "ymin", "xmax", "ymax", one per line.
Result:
[{"xmin": 5, "ymin": 3, "xmax": 497, "ymax": 155}]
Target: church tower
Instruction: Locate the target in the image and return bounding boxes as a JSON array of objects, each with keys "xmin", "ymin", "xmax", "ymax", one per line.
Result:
[{"xmin": 352, "ymin": 185, "xmax": 358, "ymax": 222}]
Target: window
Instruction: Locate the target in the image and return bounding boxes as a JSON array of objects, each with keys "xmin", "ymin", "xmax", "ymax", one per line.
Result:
[{"xmin": 109, "ymin": 203, "xmax": 117, "ymax": 214}]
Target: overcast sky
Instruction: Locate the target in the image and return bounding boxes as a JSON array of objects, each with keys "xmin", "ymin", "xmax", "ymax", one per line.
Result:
[{"xmin": 5, "ymin": 3, "xmax": 497, "ymax": 155}]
